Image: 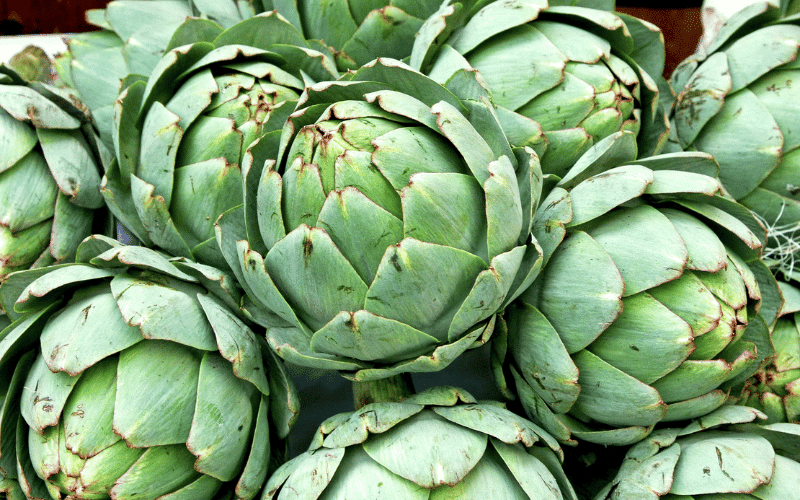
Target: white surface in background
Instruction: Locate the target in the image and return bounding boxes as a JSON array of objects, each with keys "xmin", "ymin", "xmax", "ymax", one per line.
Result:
[{"xmin": 0, "ymin": 34, "xmax": 67, "ymax": 64}]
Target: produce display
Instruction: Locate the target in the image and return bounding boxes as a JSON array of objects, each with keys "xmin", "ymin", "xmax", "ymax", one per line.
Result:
[{"xmin": 2, "ymin": 0, "xmax": 800, "ymax": 499}]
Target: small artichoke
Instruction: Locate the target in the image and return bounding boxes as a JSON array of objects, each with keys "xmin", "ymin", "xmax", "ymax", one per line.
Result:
[
  {"xmin": 102, "ymin": 13, "xmax": 339, "ymax": 271},
  {"xmin": 493, "ymin": 132, "xmax": 783, "ymax": 446},
  {"xmin": 595, "ymin": 406, "xmax": 800, "ymax": 499},
  {"xmin": 0, "ymin": 64, "xmax": 112, "ymax": 278},
  {"xmin": 411, "ymin": 0, "xmax": 670, "ymax": 176},
  {"xmin": 669, "ymin": 3, "xmax": 800, "ymax": 282},
  {"xmin": 264, "ymin": 386, "xmax": 578, "ymax": 500},
  {"xmin": 0, "ymin": 236, "xmax": 298, "ymax": 500},
  {"xmin": 732, "ymin": 280, "xmax": 800, "ymax": 423},
  {"xmin": 216, "ymin": 58, "xmax": 543, "ymax": 381}
]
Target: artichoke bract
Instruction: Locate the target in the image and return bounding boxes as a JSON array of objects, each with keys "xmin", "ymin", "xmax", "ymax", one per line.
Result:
[
  {"xmin": 732, "ymin": 280, "xmax": 800, "ymax": 423},
  {"xmin": 102, "ymin": 12, "xmax": 339, "ymax": 271},
  {"xmin": 669, "ymin": 3, "xmax": 800, "ymax": 282},
  {"xmin": 264, "ymin": 386, "xmax": 578, "ymax": 500},
  {"xmin": 265, "ymin": 0, "xmax": 444, "ymax": 70},
  {"xmin": 59, "ymin": 0, "xmax": 272, "ymax": 144},
  {"xmin": 411, "ymin": 0, "xmax": 670, "ymax": 177},
  {"xmin": 0, "ymin": 65, "xmax": 112, "ymax": 279},
  {"xmin": 216, "ymin": 58, "xmax": 543, "ymax": 381},
  {"xmin": 0, "ymin": 236, "xmax": 299, "ymax": 500},
  {"xmin": 493, "ymin": 131, "xmax": 783, "ymax": 446},
  {"xmin": 595, "ymin": 406, "xmax": 800, "ymax": 500}
]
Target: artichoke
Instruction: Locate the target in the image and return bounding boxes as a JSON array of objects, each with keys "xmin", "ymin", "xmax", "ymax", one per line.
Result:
[
  {"xmin": 0, "ymin": 235, "xmax": 299, "ymax": 500},
  {"xmin": 264, "ymin": 386, "xmax": 578, "ymax": 500},
  {"xmin": 216, "ymin": 58, "xmax": 543, "ymax": 381},
  {"xmin": 669, "ymin": 2, "xmax": 800, "ymax": 282},
  {"xmin": 595, "ymin": 405, "xmax": 800, "ymax": 499},
  {"xmin": 58, "ymin": 0, "xmax": 271, "ymax": 144},
  {"xmin": 102, "ymin": 13, "xmax": 339, "ymax": 271},
  {"xmin": 732, "ymin": 280, "xmax": 800, "ymax": 423},
  {"xmin": 0, "ymin": 64, "xmax": 112, "ymax": 278},
  {"xmin": 411, "ymin": 0, "xmax": 669, "ymax": 176},
  {"xmin": 492, "ymin": 131, "xmax": 783, "ymax": 446},
  {"xmin": 265, "ymin": 0, "xmax": 444, "ymax": 70}
]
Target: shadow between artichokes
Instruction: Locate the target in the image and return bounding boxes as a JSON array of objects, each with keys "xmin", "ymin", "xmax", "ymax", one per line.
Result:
[
  {"xmin": 216, "ymin": 58, "xmax": 544, "ymax": 381},
  {"xmin": 101, "ymin": 12, "xmax": 339, "ymax": 271},
  {"xmin": 264, "ymin": 386, "xmax": 578, "ymax": 500},
  {"xmin": 410, "ymin": 0, "xmax": 670, "ymax": 177},
  {"xmin": 492, "ymin": 131, "xmax": 784, "ymax": 446},
  {"xmin": 0, "ymin": 235, "xmax": 298, "ymax": 500}
]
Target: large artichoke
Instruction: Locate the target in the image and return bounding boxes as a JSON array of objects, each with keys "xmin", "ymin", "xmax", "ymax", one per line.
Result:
[
  {"xmin": 0, "ymin": 64, "xmax": 112, "ymax": 278},
  {"xmin": 216, "ymin": 58, "xmax": 543, "ymax": 381},
  {"xmin": 669, "ymin": 2, "xmax": 800, "ymax": 282},
  {"xmin": 492, "ymin": 131, "xmax": 783, "ymax": 446},
  {"xmin": 411, "ymin": 0, "xmax": 669, "ymax": 176},
  {"xmin": 102, "ymin": 13, "xmax": 338, "ymax": 271},
  {"xmin": 264, "ymin": 386, "xmax": 578, "ymax": 500},
  {"xmin": 595, "ymin": 406, "xmax": 800, "ymax": 499},
  {"xmin": 58, "ymin": 0, "xmax": 271, "ymax": 144},
  {"xmin": 0, "ymin": 236, "xmax": 298, "ymax": 500}
]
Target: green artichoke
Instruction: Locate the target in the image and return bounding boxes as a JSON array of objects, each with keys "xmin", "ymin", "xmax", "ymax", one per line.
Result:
[
  {"xmin": 669, "ymin": 3, "xmax": 800, "ymax": 282},
  {"xmin": 102, "ymin": 13, "xmax": 339, "ymax": 271},
  {"xmin": 492, "ymin": 131, "xmax": 783, "ymax": 446},
  {"xmin": 595, "ymin": 405, "xmax": 800, "ymax": 499},
  {"xmin": 216, "ymin": 58, "xmax": 543, "ymax": 381},
  {"xmin": 58, "ymin": 0, "xmax": 271, "ymax": 144},
  {"xmin": 411, "ymin": 0, "xmax": 669, "ymax": 176},
  {"xmin": 265, "ymin": 0, "xmax": 444, "ymax": 70},
  {"xmin": 264, "ymin": 386, "xmax": 578, "ymax": 500},
  {"xmin": 0, "ymin": 235, "xmax": 299, "ymax": 500},
  {"xmin": 731, "ymin": 280, "xmax": 800, "ymax": 423},
  {"xmin": 0, "ymin": 65, "xmax": 112, "ymax": 278}
]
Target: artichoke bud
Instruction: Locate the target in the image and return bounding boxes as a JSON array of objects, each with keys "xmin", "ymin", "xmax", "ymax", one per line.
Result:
[
  {"xmin": 411, "ymin": 0, "xmax": 670, "ymax": 177},
  {"xmin": 265, "ymin": 386, "xmax": 578, "ymax": 500},
  {"xmin": 218, "ymin": 59, "xmax": 542, "ymax": 380},
  {"xmin": 0, "ymin": 235, "xmax": 299, "ymax": 500},
  {"xmin": 494, "ymin": 132, "xmax": 782, "ymax": 446},
  {"xmin": 102, "ymin": 14, "xmax": 339, "ymax": 269}
]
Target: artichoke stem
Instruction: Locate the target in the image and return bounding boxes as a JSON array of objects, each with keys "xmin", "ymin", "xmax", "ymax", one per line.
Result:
[{"xmin": 352, "ymin": 373, "xmax": 415, "ymax": 409}]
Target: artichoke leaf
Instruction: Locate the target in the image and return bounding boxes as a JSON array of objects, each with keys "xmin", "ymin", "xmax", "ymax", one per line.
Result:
[
  {"xmin": 129, "ymin": 174, "xmax": 193, "ymax": 259},
  {"xmin": 428, "ymin": 445, "xmax": 533, "ymax": 499},
  {"xmin": 661, "ymin": 390, "xmax": 729, "ymax": 422},
  {"xmin": 571, "ymin": 349, "xmax": 667, "ymax": 428},
  {"xmin": 196, "ymin": 293, "xmax": 270, "ymax": 395},
  {"xmin": 362, "ymin": 411, "xmax": 487, "ymax": 489},
  {"xmin": 435, "ymin": 404, "xmax": 555, "ymax": 451},
  {"xmin": 0, "ymin": 85, "xmax": 80, "ymax": 129},
  {"xmin": 540, "ymin": 128, "xmax": 594, "ymax": 178},
  {"xmin": 485, "ymin": 156, "xmax": 523, "ymax": 260},
  {"xmin": 431, "ymin": 100, "xmax": 495, "ymax": 185},
  {"xmin": 163, "ymin": 68, "xmax": 217, "ymax": 132},
  {"xmin": 0, "ymin": 108, "xmax": 37, "ymax": 173},
  {"xmin": 61, "ymin": 355, "xmax": 119, "ymax": 459},
  {"xmin": 526, "ymin": 230, "xmax": 623, "ymax": 353},
  {"xmin": 20, "ymin": 355, "xmax": 80, "ymax": 434},
  {"xmin": 489, "ymin": 439, "xmax": 563, "ymax": 500},
  {"xmin": 565, "ymin": 164, "xmax": 653, "ymax": 227},
  {"xmin": 187, "ymin": 352, "xmax": 253, "ymax": 482},
  {"xmin": 89, "ymin": 243, "xmax": 196, "ymax": 281},
  {"xmin": 313, "ymin": 445, "xmax": 428, "ymax": 499},
  {"xmin": 12, "ymin": 265, "xmax": 117, "ymax": 314},
  {"xmin": 751, "ymin": 68, "xmax": 800, "ymax": 152},
  {"xmin": 321, "ymin": 402, "xmax": 424, "ymax": 449},
  {"xmin": 449, "ymin": 0, "xmax": 546, "ymax": 55},
  {"xmin": 214, "ymin": 12, "xmax": 307, "ymax": 49},
  {"xmin": 0, "ymin": 151, "xmax": 58, "ymax": 233},
  {"xmin": 341, "ymin": 6, "xmax": 425, "ymax": 66},
  {"xmin": 652, "ymin": 359, "xmax": 743, "ymax": 404},
  {"xmin": 267, "ymin": 325, "xmax": 368, "ymax": 372},
  {"xmin": 40, "ymin": 284, "xmax": 143, "ymax": 375},
  {"xmin": 110, "ymin": 273, "xmax": 218, "ymax": 351},
  {"xmin": 37, "ymin": 128, "xmax": 104, "ymax": 209},
  {"xmin": 670, "ymin": 433, "xmax": 773, "ymax": 496},
  {"xmin": 557, "ymin": 131, "xmax": 638, "ymax": 190},
  {"xmin": 110, "ymin": 444, "xmax": 199, "ymax": 500},
  {"xmin": 137, "ymin": 101, "xmax": 182, "ymax": 205},
  {"xmin": 50, "ymin": 191, "xmax": 93, "ymax": 263},
  {"xmin": 310, "ymin": 310, "xmax": 439, "ymax": 364},
  {"xmin": 234, "ymin": 396, "xmax": 271, "ymax": 499},
  {"xmin": 648, "ymin": 271, "xmax": 722, "ymax": 341},
  {"xmin": 113, "ymin": 340, "xmax": 199, "ymax": 447},
  {"xmin": 364, "ymin": 239, "xmax": 487, "ymax": 343},
  {"xmin": 508, "ymin": 365, "xmax": 572, "ymax": 444},
  {"xmin": 725, "ymin": 24, "xmax": 800, "ymax": 92},
  {"xmin": 658, "ymin": 208, "xmax": 727, "ymax": 273},
  {"xmin": 265, "ymin": 447, "xmax": 345, "ymax": 500}
]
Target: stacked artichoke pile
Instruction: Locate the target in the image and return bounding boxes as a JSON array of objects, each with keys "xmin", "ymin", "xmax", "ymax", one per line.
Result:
[{"xmin": 2, "ymin": 0, "xmax": 800, "ymax": 499}]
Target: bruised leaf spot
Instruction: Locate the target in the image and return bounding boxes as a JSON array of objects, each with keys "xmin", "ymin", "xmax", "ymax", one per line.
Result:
[
  {"xmin": 303, "ymin": 235, "xmax": 313, "ymax": 257},
  {"xmin": 337, "ymin": 285, "xmax": 354, "ymax": 294},
  {"xmin": 389, "ymin": 252, "xmax": 402, "ymax": 272}
]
